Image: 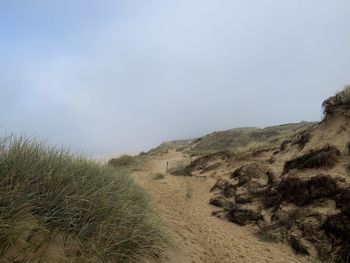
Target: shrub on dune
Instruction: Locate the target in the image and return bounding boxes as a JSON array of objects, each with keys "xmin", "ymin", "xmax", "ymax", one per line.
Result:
[{"xmin": 108, "ymin": 155, "xmax": 137, "ymax": 167}]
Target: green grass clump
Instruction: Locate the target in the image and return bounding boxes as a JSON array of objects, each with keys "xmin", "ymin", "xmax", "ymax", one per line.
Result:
[
  {"xmin": 152, "ymin": 173, "xmax": 165, "ymax": 180},
  {"xmin": 108, "ymin": 155, "xmax": 146, "ymax": 171},
  {"xmin": 184, "ymin": 186, "xmax": 193, "ymax": 200},
  {"xmin": 323, "ymin": 85, "xmax": 350, "ymax": 115},
  {"xmin": 167, "ymin": 160, "xmax": 190, "ymax": 176},
  {"xmin": 0, "ymin": 136, "xmax": 167, "ymax": 263},
  {"xmin": 108, "ymin": 155, "xmax": 138, "ymax": 167}
]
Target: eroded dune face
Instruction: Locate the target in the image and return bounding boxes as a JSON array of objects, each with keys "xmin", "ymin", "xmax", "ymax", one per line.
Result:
[{"xmin": 177, "ymin": 90, "xmax": 350, "ymax": 262}]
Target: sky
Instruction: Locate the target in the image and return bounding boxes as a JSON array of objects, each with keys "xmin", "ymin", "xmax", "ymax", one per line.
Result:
[{"xmin": 0, "ymin": 0, "xmax": 349, "ymax": 156}]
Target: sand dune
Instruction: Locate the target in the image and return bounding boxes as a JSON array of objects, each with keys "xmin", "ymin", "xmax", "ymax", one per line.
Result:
[{"xmin": 132, "ymin": 151, "xmax": 309, "ymax": 263}]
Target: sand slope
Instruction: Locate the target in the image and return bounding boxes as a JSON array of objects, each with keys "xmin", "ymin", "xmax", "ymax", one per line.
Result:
[{"xmin": 132, "ymin": 151, "xmax": 309, "ymax": 263}]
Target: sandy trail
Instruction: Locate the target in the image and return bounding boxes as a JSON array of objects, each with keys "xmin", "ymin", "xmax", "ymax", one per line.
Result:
[{"xmin": 132, "ymin": 151, "xmax": 310, "ymax": 263}]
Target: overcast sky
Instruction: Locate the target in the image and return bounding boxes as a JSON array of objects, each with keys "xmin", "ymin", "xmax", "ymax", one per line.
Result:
[{"xmin": 0, "ymin": 1, "xmax": 349, "ymax": 156}]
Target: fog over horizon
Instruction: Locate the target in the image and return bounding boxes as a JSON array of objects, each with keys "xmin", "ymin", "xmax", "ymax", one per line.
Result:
[{"xmin": 1, "ymin": 1, "xmax": 350, "ymax": 156}]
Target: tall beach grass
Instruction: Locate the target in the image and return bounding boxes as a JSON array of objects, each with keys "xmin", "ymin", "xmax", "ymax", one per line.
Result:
[{"xmin": 0, "ymin": 136, "xmax": 167, "ymax": 263}]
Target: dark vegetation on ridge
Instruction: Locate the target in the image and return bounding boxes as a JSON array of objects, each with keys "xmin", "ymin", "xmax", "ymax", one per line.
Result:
[
  {"xmin": 145, "ymin": 122, "xmax": 316, "ymax": 159},
  {"xmin": 186, "ymin": 122, "xmax": 316, "ymax": 156}
]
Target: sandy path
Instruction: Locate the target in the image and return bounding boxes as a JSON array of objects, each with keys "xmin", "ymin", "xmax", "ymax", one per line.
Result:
[{"xmin": 132, "ymin": 151, "xmax": 311, "ymax": 263}]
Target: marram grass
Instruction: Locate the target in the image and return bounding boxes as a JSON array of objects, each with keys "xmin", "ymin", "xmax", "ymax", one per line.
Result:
[
  {"xmin": 323, "ymin": 85, "xmax": 350, "ymax": 115},
  {"xmin": 0, "ymin": 136, "xmax": 167, "ymax": 263}
]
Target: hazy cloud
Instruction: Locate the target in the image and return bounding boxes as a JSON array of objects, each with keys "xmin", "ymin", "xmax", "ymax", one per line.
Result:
[{"xmin": 0, "ymin": 0, "xmax": 349, "ymax": 155}]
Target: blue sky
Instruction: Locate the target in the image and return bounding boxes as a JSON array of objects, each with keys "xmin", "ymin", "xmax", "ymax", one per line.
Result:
[{"xmin": 0, "ymin": 0, "xmax": 349, "ymax": 155}]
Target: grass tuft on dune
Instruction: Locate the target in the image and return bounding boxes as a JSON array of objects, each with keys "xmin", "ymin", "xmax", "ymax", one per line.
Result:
[
  {"xmin": 0, "ymin": 136, "xmax": 167, "ymax": 263},
  {"xmin": 323, "ymin": 85, "xmax": 350, "ymax": 115}
]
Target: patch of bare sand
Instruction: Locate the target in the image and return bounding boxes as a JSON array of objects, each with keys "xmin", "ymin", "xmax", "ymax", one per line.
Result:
[{"xmin": 132, "ymin": 151, "xmax": 310, "ymax": 263}]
